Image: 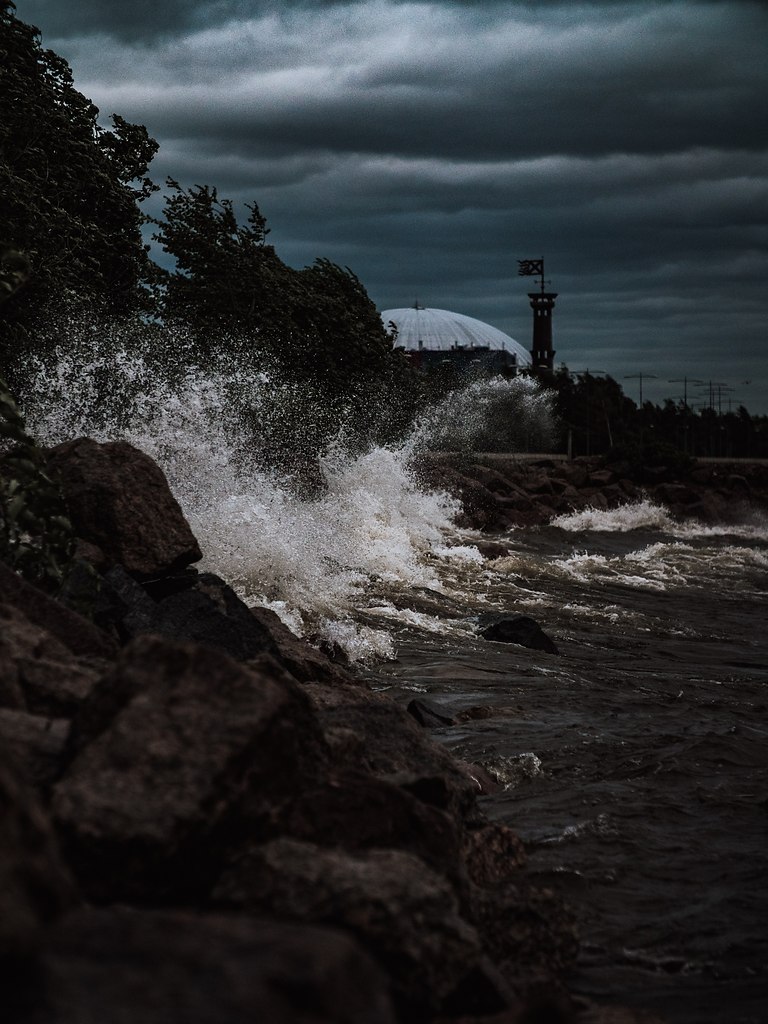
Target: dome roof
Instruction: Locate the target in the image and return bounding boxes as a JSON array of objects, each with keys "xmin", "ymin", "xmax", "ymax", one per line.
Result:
[{"xmin": 381, "ymin": 306, "xmax": 530, "ymax": 365}]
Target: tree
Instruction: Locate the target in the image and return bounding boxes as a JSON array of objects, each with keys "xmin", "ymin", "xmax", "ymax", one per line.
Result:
[
  {"xmin": 0, "ymin": 1, "xmax": 158, "ymax": 369},
  {"xmin": 152, "ymin": 180, "xmax": 414, "ymax": 449}
]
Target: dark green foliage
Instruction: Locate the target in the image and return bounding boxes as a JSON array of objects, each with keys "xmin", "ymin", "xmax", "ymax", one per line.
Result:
[
  {"xmin": 549, "ymin": 368, "xmax": 634, "ymax": 456},
  {"xmin": 0, "ymin": 372, "xmax": 74, "ymax": 590},
  {"xmin": 0, "ymin": 0, "xmax": 158, "ymax": 370},
  {"xmin": 153, "ymin": 180, "xmax": 418, "ymax": 455}
]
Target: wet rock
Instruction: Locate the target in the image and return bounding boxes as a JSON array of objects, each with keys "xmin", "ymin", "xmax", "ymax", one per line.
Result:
[
  {"xmin": 601, "ymin": 484, "xmax": 628, "ymax": 507},
  {"xmin": 407, "ymin": 696, "xmax": 457, "ymax": 728},
  {"xmin": 149, "ymin": 573, "xmax": 278, "ymax": 662},
  {"xmin": 561, "ymin": 462, "xmax": 590, "ymax": 489},
  {"xmin": 0, "ymin": 603, "xmax": 102, "ymax": 716},
  {"xmin": 47, "ymin": 438, "xmax": 202, "ymax": 577},
  {"xmin": 305, "ymin": 682, "xmax": 479, "ymax": 819},
  {"xmin": 97, "ymin": 567, "xmax": 281, "ymax": 665},
  {"xmin": 0, "ymin": 750, "xmax": 75, "ymax": 957},
  {"xmin": 463, "ymin": 823, "xmax": 527, "ymax": 886},
  {"xmin": 250, "ymin": 605, "xmax": 352, "ymax": 683},
  {"xmin": 53, "ymin": 635, "xmax": 328, "ymax": 901},
  {"xmin": 652, "ymin": 482, "xmax": 699, "ymax": 508},
  {"xmin": 18, "ymin": 906, "xmax": 396, "ymax": 1024},
  {"xmin": 0, "ymin": 709, "xmax": 69, "ymax": 788},
  {"xmin": 455, "ymin": 760, "xmax": 504, "ymax": 796},
  {"xmin": 0, "ymin": 561, "xmax": 117, "ymax": 662},
  {"xmin": 470, "ymin": 881, "xmax": 579, "ymax": 998},
  {"xmin": 725, "ymin": 473, "xmax": 750, "ymax": 495},
  {"xmin": 275, "ymin": 770, "xmax": 465, "ymax": 886},
  {"xmin": 450, "ymin": 474, "xmax": 509, "ymax": 531},
  {"xmin": 573, "ymin": 1000, "xmax": 666, "ymax": 1023},
  {"xmin": 588, "ymin": 469, "xmax": 615, "ymax": 488},
  {"xmin": 213, "ymin": 837, "xmax": 509, "ymax": 1017},
  {"xmin": 478, "ymin": 615, "xmax": 559, "ymax": 656}
]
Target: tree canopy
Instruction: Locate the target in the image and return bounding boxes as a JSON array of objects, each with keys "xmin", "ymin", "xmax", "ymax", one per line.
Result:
[
  {"xmin": 0, "ymin": 0, "xmax": 158, "ymax": 363},
  {"xmin": 152, "ymin": 180, "xmax": 412, "ymax": 438}
]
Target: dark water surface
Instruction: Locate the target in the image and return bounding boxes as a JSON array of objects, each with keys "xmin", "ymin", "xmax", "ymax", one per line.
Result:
[{"xmin": 360, "ymin": 515, "xmax": 768, "ymax": 1023}]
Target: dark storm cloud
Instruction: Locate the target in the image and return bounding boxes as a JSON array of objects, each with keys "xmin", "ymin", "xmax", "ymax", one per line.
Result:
[
  {"xmin": 49, "ymin": 1, "xmax": 767, "ymax": 162},
  {"xmin": 10, "ymin": 0, "xmax": 768, "ymax": 410}
]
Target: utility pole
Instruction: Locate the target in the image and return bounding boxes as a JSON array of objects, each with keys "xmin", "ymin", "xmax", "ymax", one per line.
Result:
[
  {"xmin": 571, "ymin": 369, "xmax": 607, "ymax": 456},
  {"xmin": 624, "ymin": 373, "xmax": 657, "ymax": 481},
  {"xmin": 669, "ymin": 377, "xmax": 703, "ymax": 453},
  {"xmin": 624, "ymin": 372, "xmax": 657, "ymax": 408}
]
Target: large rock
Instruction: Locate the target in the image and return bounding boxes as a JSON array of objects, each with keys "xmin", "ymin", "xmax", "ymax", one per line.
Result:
[
  {"xmin": 14, "ymin": 906, "xmax": 396, "ymax": 1024},
  {"xmin": 249, "ymin": 604, "xmax": 353, "ymax": 684},
  {"xmin": 52, "ymin": 635, "xmax": 329, "ymax": 900},
  {"xmin": 94, "ymin": 567, "xmax": 351, "ymax": 685},
  {"xmin": 47, "ymin": 439, "xmax": 202, "ymax": 577},
  {"xmin": 305, "ymin": 682, "xmax": 480, "ymax": 820},
  {"xmin": 98, "ymin": 567, "xmax": 279, "ymax": 663},
  {"xmin": 0, "ymin": 750, "xmax": 75, "ymax": 957},
  {"xmin": 0, "ymin": 561, "xmax": 117, "ymax": 661},
  {"xmin": 0, "ymin": 709, "xmax": 69, "ymax": 788},
  {"xmin": 462, "ymin": 823, "xmax": 527, "ymax": 887},
  {"xmin": 213, "ymin": 837, "xmax": 510, "ymax": 1018},
  {"xmin": 273, "ymin": 770, "xmax": 465, "ymax": 888},
  {"xmin": 470, "ymin": 881, "xmax": 579, "ymax": 998},
  {"xmin": 0, "ymin": 602, "xmax": 102, "ymax": 716}
]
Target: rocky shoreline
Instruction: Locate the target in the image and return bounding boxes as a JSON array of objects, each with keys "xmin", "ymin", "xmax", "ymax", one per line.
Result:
[
  {"xmin": 5, "ymin": 441, "xmax": 761, "ymax": 1023},
  {"xmin": 421, "ymin": 454, "xmax": 768, "ymax": 533}
]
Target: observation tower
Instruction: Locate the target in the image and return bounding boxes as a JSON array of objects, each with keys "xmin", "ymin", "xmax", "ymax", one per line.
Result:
[{"xmin": 518, "ymin": 259, "xmax": 557, "ymax": 372}]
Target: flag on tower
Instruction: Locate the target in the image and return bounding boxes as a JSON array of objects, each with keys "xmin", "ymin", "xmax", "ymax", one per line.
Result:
[{"xmin": 517, "ymin": 259, "xmax": 544, "ymax": 276}]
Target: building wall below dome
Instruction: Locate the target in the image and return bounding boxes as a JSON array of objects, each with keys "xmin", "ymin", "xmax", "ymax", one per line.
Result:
[{"xmin": 403, "ymin": 346, "xmax": 519, "ymax": 374}]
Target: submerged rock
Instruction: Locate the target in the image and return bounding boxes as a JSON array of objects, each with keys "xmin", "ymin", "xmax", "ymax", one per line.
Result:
[
  {"xmin": 407, "ymin": 697, "xmax": 457, "ymax": 728},
  {"xmin": 478, "ymin": 614, "xmax": 559, "ymax": 655}
]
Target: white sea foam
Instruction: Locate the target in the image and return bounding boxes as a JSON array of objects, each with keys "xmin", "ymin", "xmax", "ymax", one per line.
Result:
[
  {"xmin": 552, "ymin": 497, "xmax": 768, "ymax": 543},
  {"xmin": 20, "ymin": 320, "xmax": 553, "ymax": 659},
  {"xmin": 550, "ymin": 540, "xmax": 768, "ymax": 594},
  {"xmin": 551, "ymin": 498, "xmax": 675, "ymax": 533}
]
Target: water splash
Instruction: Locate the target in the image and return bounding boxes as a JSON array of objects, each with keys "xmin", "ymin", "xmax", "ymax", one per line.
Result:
[{"xmin": 20, "ymin": 319, "xmax": 553, "ymax": 660}]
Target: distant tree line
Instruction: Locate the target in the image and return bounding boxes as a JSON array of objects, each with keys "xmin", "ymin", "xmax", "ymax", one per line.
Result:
[{"xmin": 547, "ymin": 369, "xmax": 768, "ymax": 461}]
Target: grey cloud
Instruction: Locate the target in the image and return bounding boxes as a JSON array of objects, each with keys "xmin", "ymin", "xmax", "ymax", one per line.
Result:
[
  {"xmin": 52, "ymin": 1, "xmax": 766, "ymax": 165},
  {"xmin": 10, "ymin": 0, "xmax": 768, "ymax": 410}
]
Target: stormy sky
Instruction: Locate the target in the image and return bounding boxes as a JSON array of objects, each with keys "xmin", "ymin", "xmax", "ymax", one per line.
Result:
[{"xmin": 13, "ymin": 0, "xmax": 768, "ymax": 412}]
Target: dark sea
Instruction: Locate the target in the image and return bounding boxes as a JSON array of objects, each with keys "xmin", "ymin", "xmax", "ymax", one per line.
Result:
[
  {"xmin": 360, "ymin": 502, "xmax": 768, "ymax": 1024},
  {"xmin": 25, "ymin": 352, "xmax": 768, "ymax": 1023}
]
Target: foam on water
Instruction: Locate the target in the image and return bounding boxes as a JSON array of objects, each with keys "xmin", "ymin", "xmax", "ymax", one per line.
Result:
[
  {"xmin": 551, "ymin": 499, "xmax": 675, "ymax": 533},
  {"xmin": 20, "ymin": 321, "xmax": 553, "ymax": 660},
  {"xmin": 547, "ymin": 541, "xmax": 768, "ymax": 594},
  {"xmin": 552, "ymin": 497, "xmax": 768, "ymax": 543}
]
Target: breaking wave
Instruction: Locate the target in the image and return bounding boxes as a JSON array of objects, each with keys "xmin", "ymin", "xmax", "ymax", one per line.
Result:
[
  {"xmin": 551, "ymin": 497, "xmax": 768, "ymax": 543},
  {"xmin": 20, "ymin": 319, "xmax": 554, "ymax": 660}
]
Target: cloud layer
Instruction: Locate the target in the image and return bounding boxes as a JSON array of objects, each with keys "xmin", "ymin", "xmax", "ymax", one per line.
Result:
[{"xmin": 13, "ymin": 0, "xmax": 768, "ymax": 410}]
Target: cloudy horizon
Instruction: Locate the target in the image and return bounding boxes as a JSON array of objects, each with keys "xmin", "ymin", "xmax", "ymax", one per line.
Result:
[{"xmin": 12, "ymin": 0, "xmax": 768, "ymax": 413}]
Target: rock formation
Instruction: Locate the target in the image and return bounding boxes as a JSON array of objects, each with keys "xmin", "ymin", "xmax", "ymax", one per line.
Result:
[{"xmin": 0, "ymin": 438, "xmax": 611, "ymax": 1024}]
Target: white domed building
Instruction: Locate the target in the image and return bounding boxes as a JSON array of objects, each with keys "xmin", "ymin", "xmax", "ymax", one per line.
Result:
[{"xmin": 380, "ymin": 304, "xmax": 530, "ymax": 373}]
